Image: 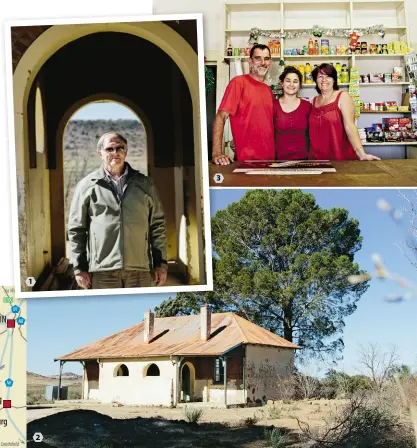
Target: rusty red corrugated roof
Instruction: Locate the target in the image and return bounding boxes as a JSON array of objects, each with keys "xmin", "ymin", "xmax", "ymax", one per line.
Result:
[{"xmin": 56, "ymin": 312, "xmax": 300, "ymax": 361}]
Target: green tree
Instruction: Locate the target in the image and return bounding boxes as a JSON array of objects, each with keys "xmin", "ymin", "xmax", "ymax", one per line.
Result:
[
  {"xmin": 347, "ymin": 375, "xmax": 373, "ymax": 394},
  {"xmin": 388, "ymin": 364, "xmax": 412, "ymax": 380},
  {"xmin": 157, "ymin": 190, "xmax": 369, "ymax": 361}
]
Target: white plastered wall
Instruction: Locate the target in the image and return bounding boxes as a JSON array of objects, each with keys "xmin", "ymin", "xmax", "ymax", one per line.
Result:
[
  {"xmin": 209, "ymin": 387, "xmax": 245, "ymax": 405},
  {"xmin": 245, "ymin": 345, "xmax": 294, "ymax": 403},
  {"xmin": 94, "ymin": 358, "xmax": 177, "ymax": 406},
  {"xmin": 195, "ymin": 370, "xmax": 245, "ymax": 405}
]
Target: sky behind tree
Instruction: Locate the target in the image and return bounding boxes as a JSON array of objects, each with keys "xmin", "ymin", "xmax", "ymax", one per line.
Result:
[{"xmin": 27, "ymin": 188, "xmax": 417, "ymax": 377}]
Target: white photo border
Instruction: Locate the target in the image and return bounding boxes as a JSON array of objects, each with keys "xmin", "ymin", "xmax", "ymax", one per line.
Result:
[{"xmin": 4, "ymin": 13, "xmax": 213, "ymax": 298}]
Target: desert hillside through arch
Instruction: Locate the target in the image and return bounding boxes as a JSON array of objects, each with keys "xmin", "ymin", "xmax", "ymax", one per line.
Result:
[{"xmin": 63, "ymin": 100, "xmax": 148, "ymax": 225}]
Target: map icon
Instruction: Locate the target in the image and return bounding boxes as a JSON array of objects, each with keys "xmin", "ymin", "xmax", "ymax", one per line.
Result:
[
  {"xmin": 11, "ymin": 305, "xmax": 20, "ymax": 314},
  {"xmin": 0, "ymin": 286, "xmax": 26, "ymax": 444}
]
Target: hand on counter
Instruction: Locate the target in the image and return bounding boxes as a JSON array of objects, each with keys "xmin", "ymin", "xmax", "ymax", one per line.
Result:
[{"xmin": 212, "ymin": 153, "xmax": 234, "ymax": 165}]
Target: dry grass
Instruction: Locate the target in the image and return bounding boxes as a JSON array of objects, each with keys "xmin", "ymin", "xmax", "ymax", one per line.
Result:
[
  {"xmin": 27, "ymin": 372, "xmax": 82, "ymax": 405},
  {"xmin": 263, "ymin": 427, "xmax": 290, "ymax": 448},
  {"xmin": 183, "ymin": 406, "xmax": 204, "ymax": 423},
  {"xmin": 297, "ymin": 380, "xmax": 417, "ymax": 447},
  {"xmin": 27, "ymin": 370, "xmax": 417, "ymax": 446}
]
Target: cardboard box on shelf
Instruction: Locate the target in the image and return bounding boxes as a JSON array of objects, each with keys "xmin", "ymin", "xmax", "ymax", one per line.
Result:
[{"xmin": 382, "ymin": 118, "xmax": 399, "ymax": 131}]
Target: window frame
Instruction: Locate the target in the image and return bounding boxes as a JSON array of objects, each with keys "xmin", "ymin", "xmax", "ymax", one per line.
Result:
[
  {"xmin": 145, "ymin": 363, "xmax": 160, "ymax": 377},
  {"xmin": 213, "ymin": 357, "xmax": 224, "ymax": 384}
]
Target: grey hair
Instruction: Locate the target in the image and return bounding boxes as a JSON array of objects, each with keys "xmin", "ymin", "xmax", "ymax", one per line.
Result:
[{"xmin": 97, "ymin": 132, "xmax": 128, "ymax": 151}]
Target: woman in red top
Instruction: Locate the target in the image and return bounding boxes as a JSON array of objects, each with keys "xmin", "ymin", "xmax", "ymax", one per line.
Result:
[
  {"xmin": 274, "ymin": 66, "xmax": 311, "ymax": 160},
  {"xmin": 309, "ymin": 63, "xmax": 380, "ymax": 161}
]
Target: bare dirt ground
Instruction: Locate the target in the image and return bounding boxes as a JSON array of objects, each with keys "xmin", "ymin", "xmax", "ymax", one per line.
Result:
[
  {"xmin": 28, "ymin": 372, "xmax": 344, "ymax": 447},
  {"xmin": 27, "ymin": 399, "xmax": 345, "ymax": 447},
  {"xmin": 28, "ymin": 408, "xmax": 272, "ymax": 448}
]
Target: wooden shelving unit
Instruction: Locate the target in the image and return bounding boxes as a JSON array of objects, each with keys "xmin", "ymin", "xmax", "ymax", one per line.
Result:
[
  {"xmin": 223, "ymin": 1, "xmax": 409, "ymax": 62},
  {"xmin": 363, "ymin": 142, "xmax": 417, "ymax": 146},
  {"xmin": 221, "ymin": 0, "xmax": 414, "ymax": 157},
  {"xmin": 360, "ymin": 111, "xmax": 411, "ymax": 113}
]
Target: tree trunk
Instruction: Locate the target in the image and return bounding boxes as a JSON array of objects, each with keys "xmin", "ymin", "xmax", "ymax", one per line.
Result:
[{"xmin": 283, "ymin": 307, "xmax": 293, "ymax": 343}]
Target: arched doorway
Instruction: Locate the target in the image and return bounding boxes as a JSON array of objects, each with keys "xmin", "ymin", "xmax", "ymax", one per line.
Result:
[
  {"xmin": 11, "ymin": 21, "xmax": 206, "ymax": 290},
  {"xmin": 182, "ymin": 364, "xmax": 191, "ymax": 402},
  {"xmin": 180, "ymin": 362, "xmax": 195, "ymax": 402},
  {"xmin": 62, "ymin": 100, "xmax": 148, "ymax": 228}
]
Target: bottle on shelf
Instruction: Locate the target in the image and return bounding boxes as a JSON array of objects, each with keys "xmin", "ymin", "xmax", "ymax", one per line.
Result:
[
  {"xmin": 298, "ymin": 64, "xmax": 305, "ymax": 83},
  {"xmin": 305, "ymin": 63, "xmax": 313, "ymax": 84},
  {"xmin": 308, "ymin": 38, "xmax": 314, "ymax": 55},
  {"xmin": 341, "ymin": 64, "xmax": 350, "ymax": 84},
  {"xmin": 227, "ymin": 42, "xmax": 233, "ymax": 57},
  {"xmin": 314, "ymin": 40, "xmax": 319, "ymax": 55},
  {"xmin": 335, "ymin": 62, "xmax": 342, "ymax": 83}
]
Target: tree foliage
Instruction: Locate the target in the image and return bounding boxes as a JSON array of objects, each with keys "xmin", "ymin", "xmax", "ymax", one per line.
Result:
[
  {"xmin": 157, "ymin": 190, "xmax": 370, "ymax": 362},
  {"xmin": 324, "ymin": 369, "xmax": 373, "ymax": 397}
]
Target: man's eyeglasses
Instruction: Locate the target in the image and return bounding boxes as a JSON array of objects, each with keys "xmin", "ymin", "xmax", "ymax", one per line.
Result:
[{"xmin": 103, "ymin": 146, "xmax": 126, "ymax": 154}]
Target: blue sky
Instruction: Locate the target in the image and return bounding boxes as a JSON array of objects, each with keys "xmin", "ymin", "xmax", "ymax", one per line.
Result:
[
  {"xmin": 27, "ymin": 188, "xmax": 417, "ymax": 377},
  {"xmin": 209, "ymin": 188, "xmax": 417, "ymax": 376},
  {"xmin": 70, "ymin": 102, "xmax": 139, "ymax": 120}
]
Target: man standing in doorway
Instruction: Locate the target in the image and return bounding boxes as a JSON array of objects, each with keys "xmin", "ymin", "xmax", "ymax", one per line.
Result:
[
  {"xmin": 67, "ymin": 132, "xmax": 168, "ymax": 289},
  {"xmin": 212, "ymin": 44, "xmax": 275, "ymax": 165}
]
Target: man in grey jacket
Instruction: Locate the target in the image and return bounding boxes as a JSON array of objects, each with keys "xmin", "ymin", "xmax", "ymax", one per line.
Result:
[{"xmin": 67, "ymin": 132, "xmax": 168, "ymax": 289}]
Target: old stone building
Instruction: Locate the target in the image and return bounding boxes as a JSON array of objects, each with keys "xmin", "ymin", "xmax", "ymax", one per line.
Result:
[{"xmin": 56, "ymin": 306, "xmax": 299, "ymax": 407}]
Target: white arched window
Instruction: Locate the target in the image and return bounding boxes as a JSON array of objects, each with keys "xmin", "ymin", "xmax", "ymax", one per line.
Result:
[
  {"xmin": 145, "ymin": 363, "xmax": 160, "ymax": 376},
  {"xmin": 114, "ymin": 364, "xmax": 129, "ymax": 377}
]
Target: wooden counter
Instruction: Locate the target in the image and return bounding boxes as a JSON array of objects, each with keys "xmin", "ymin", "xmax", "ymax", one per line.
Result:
[{"xmin": 209, "ymin": 160, "xmax": 417, "ymax": 187}]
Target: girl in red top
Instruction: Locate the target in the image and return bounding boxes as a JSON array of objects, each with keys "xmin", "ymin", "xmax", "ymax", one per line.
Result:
[
  {"xmin": 309, "ymin": 63, "xmax": 380, "ymax": 161},
  {"xmin": 274, "ymin": 66, "xmax": 311, "ymax": 160}
]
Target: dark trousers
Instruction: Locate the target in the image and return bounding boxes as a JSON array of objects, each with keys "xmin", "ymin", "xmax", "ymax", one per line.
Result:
[{"xmin": 91, "ymin": 269, "xmax": 153, "ymax": 289}]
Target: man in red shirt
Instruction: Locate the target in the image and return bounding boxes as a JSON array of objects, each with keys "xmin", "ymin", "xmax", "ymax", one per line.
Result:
[{"xmin": 212, "ymin": 44, "xmax": 275, "ymax": 165}]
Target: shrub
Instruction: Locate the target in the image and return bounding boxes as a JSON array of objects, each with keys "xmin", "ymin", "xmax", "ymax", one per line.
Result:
[
  {"xmin": 294, "ymin": 373, "xmax": 319, "ymax": 400},
  {"xmin": 298, "ymin": 392, "xmax": 415, "ymax": 447},
  {"xmin": 27, "ymin": 390, "xmax": 46, "ymax": 405},
  {"xmin": 68, "ymin": 388, "xmax": 82, "ymax": 400},
  {"xmin": 268, "ymin": 406, "xmax": 282, "ymax": 419},
  {"xmin": 183, "ymin": 406, "xmax": 204, "ymax": 424},
  {"xmin": 264, "ymin": 428, "xmax": 290, "ymax": 448},
  {"xmin": 346, "ymin": 375, "xmax": 373, "ymax": 395},
  {"xmin": 319, "ymin": 370, "xmax": 372, "ymax": 399},
  {"xmin": 274, "ymin": 376, "xmax": 297, "ymax": 401},
  {"xmin": 239, "ymin": 414, "xmax": 260, "ymax": 427}
]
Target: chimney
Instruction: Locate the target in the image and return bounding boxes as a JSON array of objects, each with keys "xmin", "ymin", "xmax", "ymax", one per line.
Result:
[
  {"xmin": 200, "ymin": 304, "xmax": 211, "ymax": 342},
  {"xmin": 144, "ymin": 309, "xmax": 154, "ymax": 343}
]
